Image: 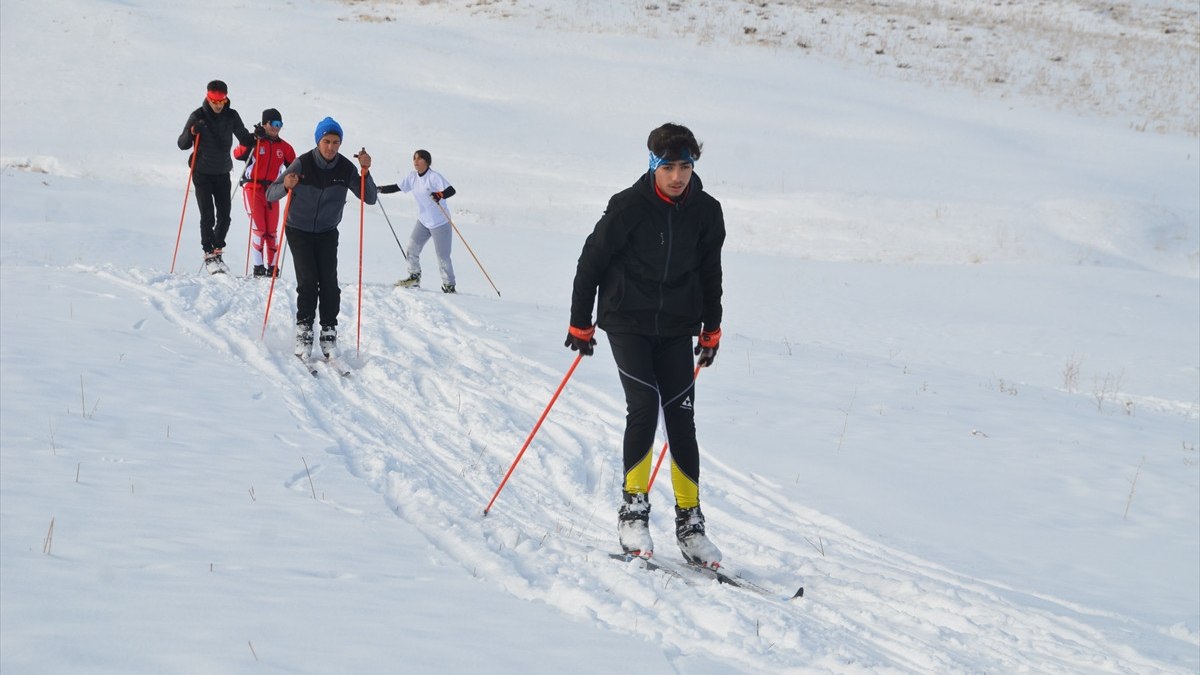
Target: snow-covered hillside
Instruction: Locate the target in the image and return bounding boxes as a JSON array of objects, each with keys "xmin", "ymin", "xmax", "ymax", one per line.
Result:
[{"xmin": 2, "ymin": 1, "xmax": 1197, "ymax": 673}]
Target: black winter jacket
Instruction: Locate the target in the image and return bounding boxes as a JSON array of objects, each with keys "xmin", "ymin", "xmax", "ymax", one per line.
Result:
[
  {"xmin": 177, "ymin": 99, "xmax": 254, "ymax": 175},
  {"xmin": 571, "ymin": 172, "xmax": 725, "ymax": 337}
]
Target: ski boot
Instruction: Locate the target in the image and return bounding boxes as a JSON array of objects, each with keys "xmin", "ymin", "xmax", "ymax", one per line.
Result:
[
  {"xmin": 618, "ymin": 491, "xmax": 653, "ymax": 558},
  {"xmin": 294, "ymin": 321, "xmax": 314, "ymax": 358},
  {"xmin": 319, "ymin": 325, "xmax": 337, "ymax": 359},
  {"xmin": 394, "ymin": 272, "xmax": 421, "ymax": 288},
  {"xmin": 204, "ymin": 250, "xmax": 228, "ymax": 275},
  {"xmin": 675, "ymin": 504, "xmax": 722, "ymax": 568}
]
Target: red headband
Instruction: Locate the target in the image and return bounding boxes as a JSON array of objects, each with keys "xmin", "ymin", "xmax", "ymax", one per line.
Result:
[{"xmin": 206, "ymin": 90, "xmax": 227, "ymax": 103}]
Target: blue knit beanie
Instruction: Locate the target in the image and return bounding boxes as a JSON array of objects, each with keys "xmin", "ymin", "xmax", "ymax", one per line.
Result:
[{"xmin": 314, "ymin": 116, "xmax": 343, "ymax": 145}]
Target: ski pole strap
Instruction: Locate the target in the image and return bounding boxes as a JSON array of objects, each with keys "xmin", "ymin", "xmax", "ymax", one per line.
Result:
[
  {"xmin": 568, "ymin": 325, "xmax": 595, "ymax": 341},
  {"xmin": 698, "ymin": 327, "xmax": 721, "ymax": 349}
]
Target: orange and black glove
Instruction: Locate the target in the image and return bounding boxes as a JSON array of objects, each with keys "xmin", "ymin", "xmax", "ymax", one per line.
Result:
[
  {"xmin": 694, "ymin": 326, "xmax": 721, "ymax": 367},
  {"xmin": 564, "ymin": 324, "xmax": 596, "ymax": 356}
]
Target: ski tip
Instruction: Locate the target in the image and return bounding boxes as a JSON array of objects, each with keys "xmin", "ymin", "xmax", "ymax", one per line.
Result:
[{"xmin": 791, "ymin": 586, "xmax": 805, "ymax": 599}]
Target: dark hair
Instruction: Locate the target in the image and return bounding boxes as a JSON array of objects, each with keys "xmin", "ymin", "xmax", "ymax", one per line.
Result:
[
  {"xmin": 414, "ymin": 149, "xmax": 432, "ymax": 165},
  {"xmin": 647, "ymin": 123, "xmax": 702, "ymax": 162},
  {"xmin": 206, "ymin": 79, "xmax": 228, "ymax": 94}
]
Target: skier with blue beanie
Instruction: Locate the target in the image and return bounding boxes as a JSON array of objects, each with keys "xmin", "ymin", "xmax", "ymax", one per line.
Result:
[
  {"xmin": 266, "ymin": 116, "xmax": 378, "ymax": 360},
  {"xmin": 313, "ymin": 116, "xmax": 343, "ymax": 145}
]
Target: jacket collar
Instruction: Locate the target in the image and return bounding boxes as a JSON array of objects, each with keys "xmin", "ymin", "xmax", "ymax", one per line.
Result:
[
  {"xmin": 638, "ymin": 171, "xmax": 701, "ymax": 207},
  {"xmin": 310, "ymin": 148, "xmax": 339, "ymax": 170}
]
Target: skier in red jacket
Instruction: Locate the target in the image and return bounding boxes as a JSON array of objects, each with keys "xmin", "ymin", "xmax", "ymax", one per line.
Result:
[{"xmin": 234, "ymin": 108, "xmax": 296, "ymax": 278}]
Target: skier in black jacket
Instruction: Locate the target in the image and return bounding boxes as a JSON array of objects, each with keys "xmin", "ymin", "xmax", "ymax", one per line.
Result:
[
  {"xmin": 176, "ymin": 80, "xmax": 254, "ymax": 273},
  {"xmin": 567, "ymin": 122, "xmax": 727, "ymax": 567}
]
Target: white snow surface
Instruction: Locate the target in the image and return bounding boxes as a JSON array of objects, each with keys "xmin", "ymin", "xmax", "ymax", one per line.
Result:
[{"xmin": 2, "ymin": 1, "xmax": 1198, "ymax": 673}]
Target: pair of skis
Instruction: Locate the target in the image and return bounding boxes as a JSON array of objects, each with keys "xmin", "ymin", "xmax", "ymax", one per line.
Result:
[
  {"xmin": 608, "ymin": 552, "xmax": 803, "ymax": 600},
  {"xmin": 296, "ymin": 353, "xmax": 351, "ymax": 378}
]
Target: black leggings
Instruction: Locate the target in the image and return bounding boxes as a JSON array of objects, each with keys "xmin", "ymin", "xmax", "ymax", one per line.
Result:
[
  {"xmin": 286, "ymin": 228, "xmax": 340, "ymax": 327},
  {"xmin": 192, "ymin": 172, "xmax": 232, "ymax": 254},
  {"xmin": 607, "ymin": 333, "xmax": 699, "ymax": 501}
]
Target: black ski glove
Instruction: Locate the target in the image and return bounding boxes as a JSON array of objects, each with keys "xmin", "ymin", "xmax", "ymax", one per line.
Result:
[
  {"xmin": 694, "ymin": 326, "xmax": 721, "ymax": 367},
  {"xmin": 253, "ymin": 123, "xmax": 268, "ymax": 140},
  {"xmin": 378, "ymin": 183, "xmax": 400, "ymax": 194},
  {"xmin": 190, "ymin": 119, "xmax": 207, "ymax": 135},
  {"xmin": 564, "ymin": 325, "xmax": 596, "ymax": 356},
  {"xmin": 431, "ymin": 191, "xmax": 444, "ymax": 202}
]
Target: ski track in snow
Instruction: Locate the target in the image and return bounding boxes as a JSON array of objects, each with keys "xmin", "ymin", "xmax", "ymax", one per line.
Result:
[{"xmin": 96, "ymin": 264, "xmax": 1186, "ymax": 674}]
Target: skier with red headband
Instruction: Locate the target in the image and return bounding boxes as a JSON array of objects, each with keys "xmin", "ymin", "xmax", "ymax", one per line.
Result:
[
  {"xmin": 567, "ymin": 122, "xmax": 727, "ymax": 568},
  {"xmin": 176, "ymin": 79, "xmax": 254, "ymax": 274}
]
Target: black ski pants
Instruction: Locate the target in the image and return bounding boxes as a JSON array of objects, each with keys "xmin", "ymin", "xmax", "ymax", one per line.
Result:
[
  {"xmin": 192, "ymin": 171, "xmax": 232, "ymax": 254},
  {"xmin": 286, "ymin": 228, "xmax": 340, "ymax": 328},
  {"xmin": 608, "ymin": 332, "xmax": 700, "ymax": 502}
]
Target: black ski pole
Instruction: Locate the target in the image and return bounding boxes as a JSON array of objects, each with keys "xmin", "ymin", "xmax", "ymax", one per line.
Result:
[
  {"xmin": 377, "ymin": 200, "xmax": 407, "ymax": 259},
  {"xmin": 236, "ymin": 140, "xmax": 256, "ymax": 276}
]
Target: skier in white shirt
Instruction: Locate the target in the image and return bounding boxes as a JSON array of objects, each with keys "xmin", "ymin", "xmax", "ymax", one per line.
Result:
[{"xmin": 379, "ymin": 149, "xmax": 459, "ymax": 293}]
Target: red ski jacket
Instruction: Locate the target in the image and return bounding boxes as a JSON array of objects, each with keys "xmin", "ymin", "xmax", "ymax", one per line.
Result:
[{"xmin": 234, "ymin": 136, "xmax": 297, "ymax": 188}]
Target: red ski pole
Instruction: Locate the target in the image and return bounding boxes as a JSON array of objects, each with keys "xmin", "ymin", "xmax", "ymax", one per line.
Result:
[
  {"xmin": 484, "ymin": 354, "xmax": 584, "ymax": 516},
  {"xmin": 170, "ymin": 132, "xmax": 199, "ymax": 274},
  {"xmin": 646, "ymin": 363, "xmax": 702, "ymax": 492},
  {"xmin": 260, "ymin": 190, "xmax": 293, "ymax": 340},
  {"xmin": 356, "ymin": 166, "xmax": 367, "ymax": 357}
]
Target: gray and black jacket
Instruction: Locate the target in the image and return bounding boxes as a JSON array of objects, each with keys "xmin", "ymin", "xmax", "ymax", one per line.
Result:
[
  {"xmin": 571, "ymin": 172, "xmax": 725, "ymax": 337},
  {"xmin": 266, "ymin": 149, "xmax": 378, "ymax": 233}
]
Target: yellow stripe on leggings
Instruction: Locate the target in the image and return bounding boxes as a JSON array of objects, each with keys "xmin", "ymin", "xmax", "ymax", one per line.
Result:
[
  {"xmin": 623, "ymin": 448, "xmax": 653, "ymax": 494},
  {"xmin": 670, "ymin": 459, "xmax": 699, "ymax": 508}
]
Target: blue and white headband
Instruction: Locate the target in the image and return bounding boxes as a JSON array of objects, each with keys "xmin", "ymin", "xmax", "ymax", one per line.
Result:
[{"xmin": 648, "ymin": 150, "xmax": 696, "ymax": 172}]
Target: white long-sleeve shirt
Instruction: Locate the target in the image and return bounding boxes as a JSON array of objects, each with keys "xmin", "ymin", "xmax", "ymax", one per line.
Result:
[{"xmin": 397, "ymin": 168, "xmax": 452, "ymax": 228}]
